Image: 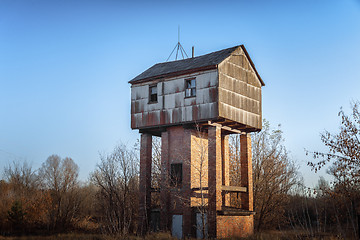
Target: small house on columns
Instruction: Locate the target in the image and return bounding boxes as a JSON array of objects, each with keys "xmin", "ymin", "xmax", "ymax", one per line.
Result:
[{"xmin": 129, "ymin": 45, "xmax": 264, "ymax": 239}]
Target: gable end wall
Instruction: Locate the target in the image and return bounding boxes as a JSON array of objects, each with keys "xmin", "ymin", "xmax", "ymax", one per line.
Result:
[{"xmin": 218, "ymin": 47, "xmax": 262, "ymax": 130}]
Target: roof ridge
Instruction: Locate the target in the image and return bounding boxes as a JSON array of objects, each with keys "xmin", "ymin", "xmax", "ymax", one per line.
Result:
[
  {"xmin": 128, "ymin": 45, "xmax": 265, "ymax": 85},
  {"xmin": 159, "ymin": 45, "xmax": 241, "ymax": 65}
]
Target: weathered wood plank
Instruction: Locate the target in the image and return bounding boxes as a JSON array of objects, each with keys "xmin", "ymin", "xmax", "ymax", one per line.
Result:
[{"xmin": 221, "ymin": 185, "xmax": 247, "ymax": 193}]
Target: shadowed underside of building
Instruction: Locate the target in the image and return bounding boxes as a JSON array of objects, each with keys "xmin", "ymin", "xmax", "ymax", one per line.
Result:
[{"xmin": 129, "ymin": 45, "xmax": 264, "ymax": 239}]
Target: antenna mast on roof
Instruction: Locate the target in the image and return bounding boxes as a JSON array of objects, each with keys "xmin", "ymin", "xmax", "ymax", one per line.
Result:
[{"xmin": 166, "ymin": 26, "xmax": 189, "ymax": 61}]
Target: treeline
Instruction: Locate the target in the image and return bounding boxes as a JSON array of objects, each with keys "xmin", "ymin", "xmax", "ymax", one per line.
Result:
[
  {"xmin": 246, "ymin": 103, "xmax": 360, "ymax": 239},
  {"xmin": 0, "ymin": 144, "xmax": 139, "ymax": 236},
  {"xmin": 0, "ymin": 103, "xmax": 359, "ymax": 238},
  {"xmin": 285, "ymin": 180, "xmax": 360, "ymax": 239},
  {"xmin": 232, "ymin": 120, "xmax": 359, "ymax": 239}
]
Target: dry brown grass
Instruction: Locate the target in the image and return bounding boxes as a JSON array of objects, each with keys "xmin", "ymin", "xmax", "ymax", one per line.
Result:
[
  {"xmin": 104, "ymin": 232, "xmax": 176, "ymax": 240},
  {"xmin": 0, "ymin": 234, "xmax": 104, "ymax": 240},
  {"xmin": 233, "ymin": 230, "xmax": 346, "ymax": 240},
  {"xmin": 0, "ymin": 231, "xmax": 348, "ymax": 240},
  {"xmin": 0, "ymin": 232, "xmax": 177, "ymax": 240}
]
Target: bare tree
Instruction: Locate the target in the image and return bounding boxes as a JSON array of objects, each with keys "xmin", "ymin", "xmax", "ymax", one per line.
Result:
[
  {"xmin": 39, "ymin": 155, "xmax": 80, "ymax": 231},
  {"xmin": 230, "ymin": 120, "xmax": 299, "ymax": 231},
  {"xmin": 2, "ymin": 161, "xmax": 47, "ymax": 232},
  {"xmin": 91, "ymin": 143, "xmax": 139, "ymax": 235},
  {"xmin": 4, "ymin": 161, "xmax": 39, "ymax": 198},
  {"xmin": 0, "ymin": 180, "xmax": 12, "ymax": 233},
  {"xmin": 308, "ymin": 101, "xmax": 360, "ymax": 185},
  {"xmin": 308, "ymin": 101, "xmax": 360, "ymax": 238},
  {"xmin": 190, "ymin": 126, "xmax": 209, "ymax": 239},
  {"xmin": 151, "ymin": 136, "xmax": 162, "ymax": 190}
]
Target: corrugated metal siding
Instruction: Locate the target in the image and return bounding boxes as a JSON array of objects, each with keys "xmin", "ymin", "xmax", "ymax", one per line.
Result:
[
  {"xmin": 131, "ymin": 70, "xmax": 219, "ymax": 129},
  {"xmin": 218, "ymin": 47, "xmax": 262, "ymax": 130}
]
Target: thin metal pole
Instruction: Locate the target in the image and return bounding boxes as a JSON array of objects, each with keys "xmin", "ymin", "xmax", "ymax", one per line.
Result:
[
  {"xmin": 179, "ymin": 44, "xmax": 189, "ymax": 58},
  {"xmin": 180, "ymin": 45, "xmax": 184, "ymax": 59},
  {"xmin": 175, "ymin": 44, "xmax": 179, "ymax": 60},
  {"xmin": 166, "ymin": 26, "xmax": 189, "ymax": 61},
  {"xmin": 166, "ymin": 43, "xmax": 178, "ymax": 62}
]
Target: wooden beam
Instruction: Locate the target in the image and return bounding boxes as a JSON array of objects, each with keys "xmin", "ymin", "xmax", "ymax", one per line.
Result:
[
  {"xmin": 208, "ymin": 121, "xmax": 245, "ymax": 134},
  {"xmin": 221, "ymin": 185, "xmax": 247, "ymax": 193}
]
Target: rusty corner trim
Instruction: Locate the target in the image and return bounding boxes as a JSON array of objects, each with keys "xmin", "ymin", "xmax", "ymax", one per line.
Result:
[{"xmin": 128, "ymin": 65, "xmax": 217, "ymax": 85}]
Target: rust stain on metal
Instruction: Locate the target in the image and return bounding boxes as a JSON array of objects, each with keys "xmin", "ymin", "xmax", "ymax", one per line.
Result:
[
  {"xmin": 134, "ymin": 101, "xmax": 141, "ymax": 113},
  {"xmin": 209, "ymin": 87, "xmax": 218, "ymax": 102},
  {"xmin": 175, "ymin": 95, "xmax": 182, "ymax": 108},
  {"xmin": 142, "ymin": 112, "xmax": 147, "ymax": 127},
  {"xmin": 160, "ymin": 110, "xmax": 166, "ymax": 125},
  {"xmin": 192, "ymin": 105, "xmax": 199, "ymax": 120},
  {"xmin": 146, "ymin": 111, "xmax": 158, "ymax": 126}
]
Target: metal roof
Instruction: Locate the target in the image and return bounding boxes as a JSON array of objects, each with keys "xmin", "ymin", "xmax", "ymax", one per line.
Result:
[{"xmin": 129, "ymin": 45, "xmax": 264, "ymax": 86}]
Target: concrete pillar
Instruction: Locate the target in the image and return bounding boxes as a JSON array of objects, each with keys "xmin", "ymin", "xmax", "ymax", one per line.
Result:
[
  {"xmin": 139, "ymin": 133, "xmax": 152, "ymax": 234},
  {"xmin": 240, "ymin": 133, "xmax": 253, "ymax": 211},
  {"xmin": 208, "ymin": 126, "xmax": 222, "ymax": 238},
  {"xmin": 182, "ymin": 128, "xmax": 192, "ymax": 238},
  {"xmin": 160, "ymin": 131, "xmax": 170, "ymax": 231},
  {"xmin": 222, "ymin": 135, "xmax": 230, "ymax": 207}
]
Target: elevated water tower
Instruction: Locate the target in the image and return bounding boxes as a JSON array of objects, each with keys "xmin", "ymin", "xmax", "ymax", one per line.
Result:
[{"xmin": 129, "ymin": 45, "xmax": 264, "ymax": 238}]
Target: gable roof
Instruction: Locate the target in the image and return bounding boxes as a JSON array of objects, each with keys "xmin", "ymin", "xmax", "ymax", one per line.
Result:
[{"xmin": 129, "ymin": 45, "xmax": 265, "ymax": 86}]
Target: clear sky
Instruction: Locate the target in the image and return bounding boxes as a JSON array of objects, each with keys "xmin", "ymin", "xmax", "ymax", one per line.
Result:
[{"xmin": 1, "ymin": 0, "xmax": 360, "ymax": 187}]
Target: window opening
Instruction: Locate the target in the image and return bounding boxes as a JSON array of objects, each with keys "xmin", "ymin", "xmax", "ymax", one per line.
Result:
[
  {"xmin": 149, "ymin": 85, "xmax": 158, "ymax": 103},
  {"xmin": 185, "ymin": 78, "xmax": 196, "ymax": 97},
  {"xmin": 170, "ymin": 163, "xmax": 182, "ymax": 187}
]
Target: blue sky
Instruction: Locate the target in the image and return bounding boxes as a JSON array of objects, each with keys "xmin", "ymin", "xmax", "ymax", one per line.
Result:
[{"xmin": 1, "ymin": 0, "xmax": 360, "ymax": 187}]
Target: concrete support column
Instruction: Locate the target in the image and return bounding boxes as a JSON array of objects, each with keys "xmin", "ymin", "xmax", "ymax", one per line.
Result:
[
  {"xmin": 139, "ymin": 133, "xmax": 152, "ymax": 234},
  {"xmin": 208, "ymin": 126, "xmax": 222, "ymax": 238},
  {"xmin": 160, "ymin": 131, "xmax": 170, "ymax": 231},
  {"xmin": 222, "ymin": 135, "xmax": 230, "ymax": 206},
  {"xmin": 240, "ymin": 133, "xmax": 253, "ymax": 211},
  {"xmin": 182, "ymin": 128, "xmax": 192, "ymax": 238}
]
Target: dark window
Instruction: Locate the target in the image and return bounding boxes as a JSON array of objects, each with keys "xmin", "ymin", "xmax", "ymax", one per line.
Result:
[
  {"xmin": 185, "ymin": 78, "xmax": 196, "ymax": 97},
  {"xmin": 149, "ymin": 85, "xmax": 158, "ymax": 103},
  {"xmin": 170, "ymin": 163, "xmax": 182, "ymax": 187}
]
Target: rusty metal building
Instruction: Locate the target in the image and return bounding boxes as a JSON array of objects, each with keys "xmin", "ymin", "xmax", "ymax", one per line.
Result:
[{"xmin": 129, "ymin": 45, "xmax": 264, "ymax": 238}]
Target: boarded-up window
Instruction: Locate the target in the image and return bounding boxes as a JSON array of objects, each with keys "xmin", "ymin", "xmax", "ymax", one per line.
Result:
[
  {"xmin": 149, "ymin": 85, "xmax": 158, "ymax": 103},
  {"xmin": 170, "ymin": 163, "xmax": 182, "ymax": 187},
  {"xmin": 185, "ymin": 78, "xmax": 196, "ymax": 97}
]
